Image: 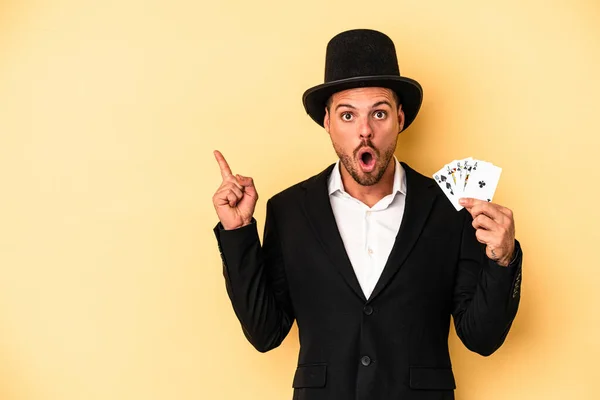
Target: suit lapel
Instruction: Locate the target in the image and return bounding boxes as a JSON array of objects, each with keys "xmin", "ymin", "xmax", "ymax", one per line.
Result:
[
  {"xmin": 367, "ymin": 162, "xmax": 439, "ymax": 302},
  {"xmin": 301, "ymin": 164, "xmax": 367, "ymax": 302},
  {"xmin": 300, "ymin": 161, "xmax": 439, "ymax": 303}
]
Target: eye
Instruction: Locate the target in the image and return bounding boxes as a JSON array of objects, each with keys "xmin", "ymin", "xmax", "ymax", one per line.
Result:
[
  {"xmin": 373, "ymin": 110, "xmax": 387, "ymax": 119},
  {"xmin": 341, "ymin": 112, "xmax": 353, "ymax": 121}
]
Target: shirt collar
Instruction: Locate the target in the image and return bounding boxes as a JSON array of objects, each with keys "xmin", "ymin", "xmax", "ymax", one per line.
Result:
[{"xmin": 328, "ymin": 156, "xmax": 406, "ymax": 197}]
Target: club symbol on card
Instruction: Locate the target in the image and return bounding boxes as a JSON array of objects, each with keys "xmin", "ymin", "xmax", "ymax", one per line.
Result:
[{"xmin": 478, "ymin": 180, "xmax": 486, "ymax": 188}]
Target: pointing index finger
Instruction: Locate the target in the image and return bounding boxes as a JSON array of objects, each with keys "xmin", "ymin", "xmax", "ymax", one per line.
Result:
[{"xmin": 214, "ymin": 150, "xmax": 233, "ymax": 179}]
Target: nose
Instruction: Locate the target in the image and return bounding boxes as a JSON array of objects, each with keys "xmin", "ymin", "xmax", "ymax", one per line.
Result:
[{"xmin": 358, "ymin": 116, "xmax": 373, "ymax": 140}]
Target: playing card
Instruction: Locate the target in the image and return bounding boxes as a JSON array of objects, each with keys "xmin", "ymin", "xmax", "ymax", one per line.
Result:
[
  {"xmin": 452, "ymin": 157, "xmax": 472, "ymax": 195},
  {"xmin": 460, "ymin": 158, "xmax": 476, "ymax": 193},
  {"xmin": 445, "ymin": 162, "xmax": 459, "ymax": 188},
  {"xmin": 433, "ymin": 165, "xmax": 462, "ymax": 211},
  {"xmin": 462, "ymin": 161, "xmax": 502, "ymax": 202}
]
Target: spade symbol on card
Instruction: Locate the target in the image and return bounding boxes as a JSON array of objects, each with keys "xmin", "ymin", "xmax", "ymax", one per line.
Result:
[{"xmin": 435, "ymin": 174, "xmax": 454, "ymax": 195}]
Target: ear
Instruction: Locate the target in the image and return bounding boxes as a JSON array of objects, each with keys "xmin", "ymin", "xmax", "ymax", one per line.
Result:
[
  {"xmin": 397, "ymin": 104, "xmax": 405, "ymax": 133},
  {"xmin": 324, "ymin": 107, "xmax": 331, "ymax": 134}
]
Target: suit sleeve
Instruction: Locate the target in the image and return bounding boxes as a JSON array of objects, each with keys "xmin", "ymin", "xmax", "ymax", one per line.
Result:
[
  {"xmin": 213, "ymin": 198, "xmax": 295, "ymax": 353},
  {"xmin": 452, "ymin": 209, "xmax": 523, "ymax": 356}
]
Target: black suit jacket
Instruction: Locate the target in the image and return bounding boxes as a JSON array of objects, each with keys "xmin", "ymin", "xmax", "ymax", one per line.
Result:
[{"xmin": 214, "ymin": 162, "xmax": 522, "ymax": 400}]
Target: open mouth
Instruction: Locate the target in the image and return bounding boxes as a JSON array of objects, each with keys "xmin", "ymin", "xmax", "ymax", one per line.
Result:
[{"xmin": 357, "ymin": 147, "xmax": 377, "ymax": 173}]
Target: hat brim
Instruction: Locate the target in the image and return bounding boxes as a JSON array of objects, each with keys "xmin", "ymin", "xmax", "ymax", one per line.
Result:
[{"xmin": 302, "ymin": 75, "xmax": 423, "ymax": 131}]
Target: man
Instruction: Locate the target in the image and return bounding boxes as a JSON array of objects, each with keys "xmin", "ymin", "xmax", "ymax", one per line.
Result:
[{"xmin": 212, "ymin": 29, "xmax": 522, "ymax": 400}]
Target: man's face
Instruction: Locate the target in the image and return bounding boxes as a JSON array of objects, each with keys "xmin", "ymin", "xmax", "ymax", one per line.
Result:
[{"xmin": 324, "ymin": 87, "xmax": 405, "ymax": 186}]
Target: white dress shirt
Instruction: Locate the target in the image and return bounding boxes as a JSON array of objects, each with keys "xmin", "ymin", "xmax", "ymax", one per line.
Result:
[{"xmin": 327, "ymin": 157, "xmax": 407, "ymax": 300}]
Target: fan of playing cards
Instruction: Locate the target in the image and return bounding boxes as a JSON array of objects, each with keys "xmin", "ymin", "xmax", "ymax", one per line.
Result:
[{"xmin": 433, "ymin": 157, "xmax": 502, "ymax": 211}]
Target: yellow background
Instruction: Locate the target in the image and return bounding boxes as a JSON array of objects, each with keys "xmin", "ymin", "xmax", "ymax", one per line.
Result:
[{"xmin": 1, "ymin": 0, "xmax": 599, "ymax": 399}]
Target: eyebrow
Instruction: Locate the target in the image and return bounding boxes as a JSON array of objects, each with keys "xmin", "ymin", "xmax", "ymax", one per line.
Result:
[
  {"xmin": 335, "ymin": 103, "xmax": 356, "ymax": 111},
  {"xmin": 335, "ymin": 100, "xmax": 393, "ymax": 111},
  {"xmin": 372, "ymin": 101, "xmax": 393, "ymax": 109}
]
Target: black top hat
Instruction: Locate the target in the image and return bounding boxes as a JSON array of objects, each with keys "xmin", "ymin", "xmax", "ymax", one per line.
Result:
[{"xmin": 302, "ymin": 29, "xmax": 423, "ymax": 131}]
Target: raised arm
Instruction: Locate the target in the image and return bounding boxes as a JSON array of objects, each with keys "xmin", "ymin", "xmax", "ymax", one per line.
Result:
[{"xmin": 212, "ymin": 151, "xmax": 294, "ymax": 352}]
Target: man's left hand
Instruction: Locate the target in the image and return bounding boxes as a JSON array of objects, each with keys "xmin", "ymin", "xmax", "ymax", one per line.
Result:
[{"xmin": 459, "ymin": 198, "xmax": 516, "ymax": 267}]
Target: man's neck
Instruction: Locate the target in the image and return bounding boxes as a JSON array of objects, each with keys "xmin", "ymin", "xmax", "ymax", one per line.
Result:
[{"xmin": 340, "ymin": 159, "xmax": 396, "ymax": 208}]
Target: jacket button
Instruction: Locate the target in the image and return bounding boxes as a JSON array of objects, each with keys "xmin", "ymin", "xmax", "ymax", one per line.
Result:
[
  {"xmin": 361, "ymin": 356, "xmax": 371, "ymax": 366},
  {"xmin": 363, "ymin": 306, "xmax": 373, "ymax": 315}
]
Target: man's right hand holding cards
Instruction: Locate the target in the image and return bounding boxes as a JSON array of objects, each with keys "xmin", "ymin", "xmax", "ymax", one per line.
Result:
[{"xmin": 434, "ymin": 157, "xmax": 516, "ymax": 266}]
